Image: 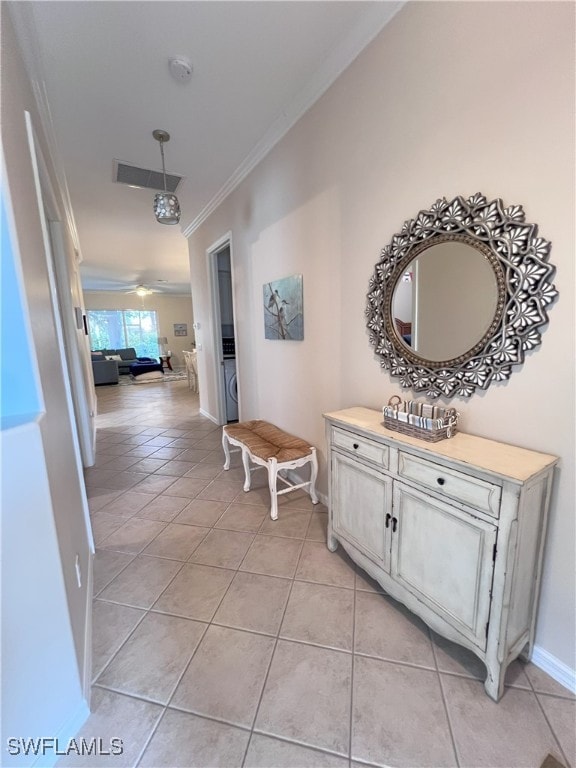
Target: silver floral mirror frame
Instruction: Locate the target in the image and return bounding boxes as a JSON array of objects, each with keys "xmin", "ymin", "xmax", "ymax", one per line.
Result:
[{"xmin": 366, "ymin": 193, "xmax": 558, "ymax": 398}]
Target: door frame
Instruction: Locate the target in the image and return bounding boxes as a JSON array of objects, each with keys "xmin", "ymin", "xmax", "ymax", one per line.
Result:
[
  {"xmin": 25, "ymin": 111, "xmax": 94, "ymax": 699},
  {"xmin": 206, "ymin": 232, "xmax": 239, "ymax": 425}
]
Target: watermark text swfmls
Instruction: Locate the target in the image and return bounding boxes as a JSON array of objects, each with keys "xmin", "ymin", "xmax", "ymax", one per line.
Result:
[{"xmin": 6, "ymin": 737, "xmax": 124, "ymax": 757}]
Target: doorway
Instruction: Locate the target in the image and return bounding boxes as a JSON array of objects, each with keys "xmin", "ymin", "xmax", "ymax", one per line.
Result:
[{"xmin": 208, "ymin": 236, "xmax": 238, "ymax": 424}]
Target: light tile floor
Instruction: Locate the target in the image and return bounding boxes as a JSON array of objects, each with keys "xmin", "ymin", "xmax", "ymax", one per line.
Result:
[{"xmin": 62, "ymin": 380, "xmax": 575, "ymax": 768}]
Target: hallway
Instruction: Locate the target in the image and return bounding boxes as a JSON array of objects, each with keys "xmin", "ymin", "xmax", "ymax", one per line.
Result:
[{"xmin": 64, "ymin": 380, "xmax": 574, "ymax": 768}]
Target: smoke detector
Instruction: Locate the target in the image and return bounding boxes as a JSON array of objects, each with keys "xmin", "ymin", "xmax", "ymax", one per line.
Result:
[{"xmin": 169, "ymin": 56, "xmax": 193, "ymax": 83}]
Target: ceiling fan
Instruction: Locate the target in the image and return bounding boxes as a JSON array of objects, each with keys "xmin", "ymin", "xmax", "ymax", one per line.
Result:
[{"xmin": 125, "ymin": 284, "xmax": 160, "ymax": 297}]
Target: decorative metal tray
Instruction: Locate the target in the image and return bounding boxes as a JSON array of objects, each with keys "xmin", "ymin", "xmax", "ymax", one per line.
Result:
[{"xmin": 382, "ymin": 396, "xmax": 459, "ymax": 442}]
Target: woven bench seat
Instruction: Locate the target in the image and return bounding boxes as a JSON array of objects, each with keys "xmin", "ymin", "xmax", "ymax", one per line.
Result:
[{"xmin": 222, "ymin": 419, "xmax": 319, "ymax": 521}]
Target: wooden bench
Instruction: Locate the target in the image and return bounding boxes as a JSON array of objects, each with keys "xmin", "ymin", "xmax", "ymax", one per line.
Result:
[{"xmin": 222, "ymin": 420, "xmax": 319, "ymax": 521}]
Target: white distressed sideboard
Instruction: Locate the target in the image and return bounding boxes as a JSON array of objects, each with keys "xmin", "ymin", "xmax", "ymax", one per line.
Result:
[{"xmin": 324, "ymin": 407, "xmax": 558, "ymax": 701}]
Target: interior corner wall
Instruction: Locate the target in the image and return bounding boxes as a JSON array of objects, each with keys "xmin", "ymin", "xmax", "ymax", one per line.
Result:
[
  {"xmin": 188, "ymin": 2, "xmax": 575, "ymax": 674},
  {"xmin": 83, "ymin": 291, "xmax": 195, "ymax": 368}
]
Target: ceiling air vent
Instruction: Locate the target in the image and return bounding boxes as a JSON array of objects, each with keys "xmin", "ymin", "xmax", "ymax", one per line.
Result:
[{"xmin": 113, "ymin": 160, "xmax": 183, "ymax": 193}]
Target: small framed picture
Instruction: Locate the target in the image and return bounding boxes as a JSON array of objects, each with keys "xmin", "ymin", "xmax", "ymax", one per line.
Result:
[
  {"xmin": 263, "ymin": 274, "xmax": 303, "ymax": 340},
  {"xmin": 174, "ymin": 323, "xmax": 188, "ymax": 337}
]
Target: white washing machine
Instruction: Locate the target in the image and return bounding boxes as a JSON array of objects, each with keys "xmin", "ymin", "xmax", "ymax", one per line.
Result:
[{"xmin": 223, "ymin": 358, "xmax": 238, "ymax": 422}]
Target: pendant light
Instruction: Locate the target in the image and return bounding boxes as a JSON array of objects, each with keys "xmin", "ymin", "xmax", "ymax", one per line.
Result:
[{"xmin": 152, "ymin": 129, "xmax": 181, "ymax": 225}]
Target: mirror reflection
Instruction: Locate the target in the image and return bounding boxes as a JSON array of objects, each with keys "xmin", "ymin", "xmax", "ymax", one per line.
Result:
[{"xmin": 391, "ymin": 242, "xmax": 499, "ymax": 361}]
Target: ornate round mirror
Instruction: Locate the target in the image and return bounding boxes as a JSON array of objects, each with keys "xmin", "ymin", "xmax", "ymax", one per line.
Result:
[
  {"xmin": 366, "ymin": 194, "xmax": 557, "ymax": 398},
  {"xmin": 388, "ymin": 236, "xmax": 505, "ymax": 364}
]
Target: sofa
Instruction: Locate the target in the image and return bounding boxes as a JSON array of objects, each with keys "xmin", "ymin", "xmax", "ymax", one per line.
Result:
[
  {"xmin": 92, "ymin": 347, "xmax": 155, "ymax": 375},
  {"xmin": 90, "ymin": 355, "xmax": 119, "ymax": 386}
]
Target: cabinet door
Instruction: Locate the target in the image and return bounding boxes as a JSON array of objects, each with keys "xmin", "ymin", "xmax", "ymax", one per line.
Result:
[
  {"xmin": 332, "ymin": 450, "xmax": 392, "ymax": 570},
  {"xmin": 391, "ymin": 483, "xmax": 496, "ymax": 650}
]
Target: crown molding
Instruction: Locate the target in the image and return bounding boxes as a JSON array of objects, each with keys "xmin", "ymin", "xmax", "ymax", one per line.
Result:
[
  {"xmin": 8, "ymin": 2, "xmax": 83, "ymax": 261},
  {"xmin": 9, "ymin": 1, "xmax": 405, "ymax": 247},
  {"xmin": 182, "ymin": 1, "xmax": 405, "ymax": 238}
]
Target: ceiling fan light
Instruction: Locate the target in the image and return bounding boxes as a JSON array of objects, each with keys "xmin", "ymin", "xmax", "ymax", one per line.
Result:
[
  {"xmin": 154, "ymin": 192, "xmax": 181, "ymax": 225},
  {"xmin": 135, "ymin": 285, "xmax": 150, "ymax": 297}
]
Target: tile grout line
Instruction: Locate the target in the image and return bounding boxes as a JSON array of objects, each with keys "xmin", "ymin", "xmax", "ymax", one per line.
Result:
[
  {"xmin": 120, "ymin": 502, "xmax": 257, "ymax": 761},
  {"xmin": 349, "ymin": 567, "xmax": 358, "ymax": 768},
  {"xmin": 90, "ymin": 607, "xmax": 149, "ymax": 685},
  {"xmin": 90, "ymin": 678, "xmax": 175, "ymax": 766},
  {"xmin": 131, "ymin": 704, "xmax": 168, "ymax": 768},
  {"xmin": 158, "ymin": 703, "xmax": 255, "ymax": 734},
  {"xmin": 531, "ymin": 690, "xmax": 571, "ymax": 767},
  {"xmin": 95, "ymin": 466, "xmax": 230, "ymax": 552},
  {"xmin": 353, "ymin": 650, "xmax": 437, "ymax": 672},
  {"xmin": 96, "ymin": 519, "xmax": 171, "ymax": 555},
  {"xmin": 92, "ymin": 490, "xmax": 167, "ymax": 521},
  {"xmin": 91, "ymin": 680, "xmax": 170, "ymax": 709},
  {"xmin": 431, "ymin": 633, "xmax": 461, "ymax": 768},
  {"xmin": 159, "ymin": 513, "xmax": 273, "ymax": 720},
  {"xmin": 248, "ymin": 728, "xmax": 353, "ymax": 762},
  {"xmin": 92, "ymin": 437, "xmax": 218, "ymax": 687},
  {"xmin": 92, "ymin": 424, "xmax": 232, "ymax": 767},
  {"xmin": 103, "ymin": 595, "xmax": 447, "ymax": 669},
  {"xmin": 92, "ymin": 556, "xmax": 189, "ymax": 685},
  {"xmin": 156, "ymin": 612, "xmax": 212, "ymax": 707},
  {"xmin": 92, "ymin": 552, "xmax": 138, "ymax": 598},
  {"xmin": 240, "ymin": 536, "xmax": 307, "ymax": 768}
]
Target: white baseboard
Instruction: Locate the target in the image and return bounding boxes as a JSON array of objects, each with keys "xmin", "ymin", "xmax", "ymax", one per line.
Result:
[
  {"xmin": 284, "ymin": 468, "xmax": 327, "ymax": 507},
  {"xmin": 532, "ymin": 645, "xmax": 576, "ymax": 695},
  {"xmin": 31, "ymin": 700, "xmax": 90, "ymax": 768},
  {"xmin": 199, "ymin": 408, "xmax": 219, "ymax": 425}
]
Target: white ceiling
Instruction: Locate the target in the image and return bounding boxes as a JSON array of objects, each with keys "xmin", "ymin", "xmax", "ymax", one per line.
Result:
[{"xmin": 11, "ymin": 1, "xmax": 402, "ymax": 294}]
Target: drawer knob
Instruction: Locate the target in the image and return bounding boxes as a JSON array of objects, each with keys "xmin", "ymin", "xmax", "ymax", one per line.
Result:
[
  {"xmin": 353, "ymin": 443, "xmax": 359, "ymax": 450},
  {"xmin": 437, "ymin": 477, "xmax": 446, "ymax": 486}
]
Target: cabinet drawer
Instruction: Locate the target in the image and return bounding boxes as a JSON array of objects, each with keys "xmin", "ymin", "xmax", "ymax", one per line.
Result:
[
  {"xmin": 332, "ymin": 427, "xmax": 389, "ymax": 469},
  {"xmin": 398, "ymin": 452, "xmax": 501, "ymax": 517}
]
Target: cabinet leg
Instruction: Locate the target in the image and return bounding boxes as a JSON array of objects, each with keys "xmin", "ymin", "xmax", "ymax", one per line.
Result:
[
  {"xmin": 519, "ymin": 639, "xmax": 533, "ymax": 663},
  {"xmin": 327, "ymin": 527, "xmax": 338, "ymax": 552},
  {"xmin": 484, "ymin": 661, "xmax": 506, "ymax": 702}
]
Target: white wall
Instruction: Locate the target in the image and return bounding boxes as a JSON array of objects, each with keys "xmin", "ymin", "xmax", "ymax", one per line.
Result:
[
  {"xmin": 84, "ymin": 291, "xmax": 194, "ymax": 368},
  {"xmin": 1, "ymin": 11, "xmax": 92, "ymax": 760},
  {"xmin": 188, "ymin": 2, "xmax": 575, "ymax": 677},
  {"xmin": 1, "ymin": 422, "xmax": 88, "ymax": 767}
]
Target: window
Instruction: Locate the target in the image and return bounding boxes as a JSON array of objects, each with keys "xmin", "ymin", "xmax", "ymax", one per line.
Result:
[{"xmin": 87, "ymin": 310, "xmax": 160, "ymax": 358}]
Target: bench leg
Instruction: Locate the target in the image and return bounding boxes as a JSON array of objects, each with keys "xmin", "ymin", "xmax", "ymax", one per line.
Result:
[
  {"xmin": 310, "ymin": 448, "xmax": 319, "ymax": 504},
  {"xmin": 268, "ymin": 457, "xmax": 279, "ymax": 521},
  {"xmin": 222, "ymin": 430, "xmax": 231, "ymax": 470},
  {"xmin": 242, "ymin": 449, "xmax": 251, "ymax": 493}
]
